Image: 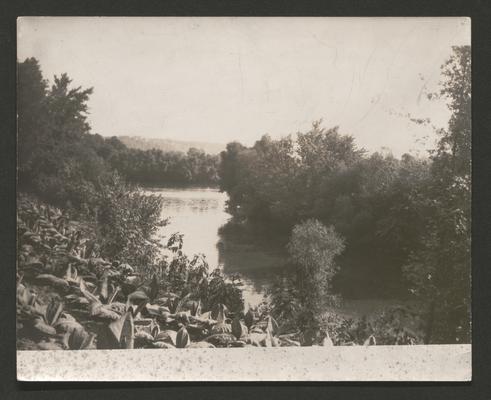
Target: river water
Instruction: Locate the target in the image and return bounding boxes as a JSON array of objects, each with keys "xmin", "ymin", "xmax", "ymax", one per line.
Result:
[
  {"xmin": 147, "ymin": 187, "xmax": 287, "ymax": 307},
  {"xmin": 145, "ymin": 187, "xmax": 399, "ymax": 318}
]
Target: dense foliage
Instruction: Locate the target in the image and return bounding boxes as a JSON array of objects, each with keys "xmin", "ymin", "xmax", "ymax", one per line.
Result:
[
  {"xmin": 219, "ymin": 46, "xmax": 471, "ymax": 344},
  {"xmin": 219, "ymin": 124, "xmax": 430, "ymax": 297},
  {"xmin": 17, "ymin": 196, "xmax": 252, "ymax": 350},
  {"xmin": 287, "ymin": 220, "xmax": 344, "ymax": 335},
  {"xmin": 402, "ymin": 46, "xmax": 471, "ymax": 343},
  {"xmin": 110, "ymin": 146, "xmax": 219, "ymax": 186},
  {"xmin": 17, "ymin": 57, "xmax": 219, "ymax": 201},
  {"xmin": 18, "ymin": 195, "xmax": 422, "ymax": 349},
  {"xmin": 16, "ymin": 45, "xmax": 470, "ymax": 348},
  {"xmin": 17, "ymin": 56, "xmax": 222, "ymax": 270}
]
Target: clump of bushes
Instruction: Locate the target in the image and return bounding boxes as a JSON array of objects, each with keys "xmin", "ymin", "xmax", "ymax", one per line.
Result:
[
  {"xmin": 17, "ymin": 196, "xmax": 423, "ymax": 350},
  {"xmin": 16, "ymin": 196, "xmax": 285, "ymax": 350},
  {"xmin": 266, "ymin": 218, "xmax": 425, "ymax": 345}
]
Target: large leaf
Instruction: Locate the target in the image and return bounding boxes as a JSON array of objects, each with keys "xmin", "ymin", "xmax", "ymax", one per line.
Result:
[
  {"xmin": 108, "ymin": 311, "xmax": 134, "ymax": 349},
  {"xmin": 189, "ymin": 300, "xmax": 201, "ymax": 317},
  {"xmin": 108, "ymin": 286, "xmax": 121, "ymax": 304},
  {"xmin": 155, "ymin": 293, "xmax": 179, "ymax": 307},
  {"xmin": 90, "ymin": 303, "xmax": 121, "ymax": 320},
  {"xmin": 63, "ymin": 264, "xmax": 78, "ymax": 282},
  {"xmin": 36, "ymin": 274, "xmax": 69, "ymax": 290},
  {"xmin": 120, "ymin": 311, "xmax": 134, "ymax": 349},
  {"xmin": 17, "ymin": 284, "xmax": 37, "ymax": 307},
  {"xmin": 45, "ymin": 298, "xmax": 64, "ymax": 326},
  {"xmin": 211, "ymin": 303, "xmax": 228, "ymax": 321},
  {"xmin": 244, "ymin": 309, "xmax": 255, "ymax": 329},
  {"xmin": 173, "ymin": 292, "xmax": 191, "ymax": 314},
  {"xmin": 134, "ymin": 330, "xmax": 154, "ymax": 347},
  {"xmin": 198, "ymin": 311, "xmax": 212, "ymax": 320},
  {"xmin": 266, "ymin": 316, "xmax": 279, "ymax": 336},
  {"xmin": 65, "ymin": 327, "xmax": 95, "ymax": 350},
  {"xmin": 176, "ymin": 326, "xmax": 190, "ymax": 348},
  {"xmin": 79, "ymin": 279, "xmax": 101, "ymax": 304},
  {"xmin": 127, "ymin": 290, "xmax": 149, "ymax": 307},
  {"xmin": 145, "ymin": 303, "xmax": 163, "ymax": 317},
  {"xmin": 262, "ymin": 330, "xmax": 273, "ymax": 347},
  {"xmin": 155, "ymin": 330, "xmax": 177, "ymax": 346},
  {"xmin": 149, "ymin": 274, "xmax": 159, "ymax": 301},
  {"xmin": 250, "ymin": 325, "xmax": 264, "ymax": 334},
  {"xmin": 205, "ymin": 333, "xmax": 236, "ymax": 347},
  {"xmin": 211, "ymin": 322, "xmax": 232, "ymax": 335},
  {"xmin": 247, "ymin": 332, "xmax": 267, "ymax": 347},
  {"xmin": 174, "ymin": 311, "xmax": 191, "ymax": 324},
  {"xmin": 185, "ymin": 323, "xmax": 207, "ymax": 337},
  {"xmin": 232, "ymin": 316, "xmax": 248, "ymax": 339},
  {"xmin": 127, "ymin": 297, "xmax": 147, "ymax": 318},
  {"xmin": 54, "ymin": 319, "xmax": 84, "ymax": 334},
  {"xmin": 33, "ymin": 317, "xmax": 57, "ymax": 336},
  {"xmin": 100, "ymin": 275, "xmax": 109, "ymax": 303},
  {"xmin": 363, "ymin": 335, "xmax": 376, "ymax": 346}
]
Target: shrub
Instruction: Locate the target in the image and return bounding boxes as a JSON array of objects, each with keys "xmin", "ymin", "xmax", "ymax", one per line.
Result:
[
  {"xmin": 287, "ymin": 219, "xmax": 344, "ymax": 331},
  {"xmin": 94, "ymin": 173, "xmax": 165, "ymax": 269}
]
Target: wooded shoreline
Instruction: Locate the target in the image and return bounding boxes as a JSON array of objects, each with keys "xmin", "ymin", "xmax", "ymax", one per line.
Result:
[{"xmin": 16, "ymin": 44, "xmax": 471, "ymax": 348}]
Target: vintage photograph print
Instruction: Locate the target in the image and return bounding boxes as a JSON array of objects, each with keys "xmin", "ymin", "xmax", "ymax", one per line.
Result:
[{"xmin": 16, "ymin": 17, "xmax": 471, "ymax": 381}]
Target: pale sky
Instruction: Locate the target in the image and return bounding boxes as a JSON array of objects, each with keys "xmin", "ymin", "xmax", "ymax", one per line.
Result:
[{"xmin": 17, "ymin": 17, "xmax": 470, "ymax": 156}]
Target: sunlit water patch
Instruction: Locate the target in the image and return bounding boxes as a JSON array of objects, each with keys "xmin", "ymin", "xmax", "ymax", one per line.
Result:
[{"xmin": 145, "ymin": 187, "xmax": 284, "ymax": 307}]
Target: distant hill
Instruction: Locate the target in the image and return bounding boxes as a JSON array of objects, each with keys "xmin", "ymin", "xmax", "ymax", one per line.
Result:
[{"xmin": 118, "ymin": 136, "xmax": 225, "ymax": 155}]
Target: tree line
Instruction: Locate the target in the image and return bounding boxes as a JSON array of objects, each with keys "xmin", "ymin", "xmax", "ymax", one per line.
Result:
[
  {"xmin": 111, "ymin": 146, "xmax": 219, "ymax": 186},
  {"xmin": 17, "ymin": 56, "xmax": 219, "ymax": 211},
  {"xmin": 219, "ymin": 46, "xmax": 471, "ymax": 343}
]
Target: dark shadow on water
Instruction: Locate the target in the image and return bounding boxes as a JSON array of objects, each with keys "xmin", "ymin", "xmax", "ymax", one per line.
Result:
[
  {"xmin": 217, "ymin": 220, "xmax": 294, "ymax": 295},
  {"xmin": 217, "ymin": 219, "xmax": 409, "ymax": 310}
]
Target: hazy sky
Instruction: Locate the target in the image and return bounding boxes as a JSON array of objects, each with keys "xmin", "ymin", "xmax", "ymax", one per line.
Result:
[{"xmin": 17, "ymin": 17, "xmax": 470, "ymax": 156}]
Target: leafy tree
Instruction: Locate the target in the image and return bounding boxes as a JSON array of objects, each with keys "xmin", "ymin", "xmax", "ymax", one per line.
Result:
[
  {"xmin": 18, "ymin": 57, "xmax": 220, "ymax": 197},
  {"xmin": 403, "ymin": 46, "xmax": 471, "ymax": 343},
  {"xmin": 17, "ymin": 58, "xmax": 48, "ymax": 186},
  {"xmin": 108, "ymin": 146, "xmax": 219, "ymax": 186},
  {"xmin": 431, "ymin": 45, "xmax": 471, "ymax": 179},
  {"xmin": 218, "ymin": 122, "xmax": 429, "ymax": 297},
  {"xmin": 287, "ymin": 219, "xmax": 345, "ymax": 333},
  {"xmin": 46, "ymin": 73, "xmax": 93, "ymax": 140},
  {"xmin": 94, "ymin": 173, "xmax": 165, "ymax": 267},
  {"xmin": 17, "ymin": 58, "xmax": 165, "ymax": 270}
]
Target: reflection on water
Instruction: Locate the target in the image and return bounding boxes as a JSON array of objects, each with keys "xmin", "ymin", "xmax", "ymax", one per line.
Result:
[{"xmin": 146, "ymin": 187, "xmax": 287, "ymax": 306}]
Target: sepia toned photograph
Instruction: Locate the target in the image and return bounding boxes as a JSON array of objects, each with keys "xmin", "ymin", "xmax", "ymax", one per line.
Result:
[{"xmin": 16, "ymin": 17, "xmax": 471, "ymax": 381}]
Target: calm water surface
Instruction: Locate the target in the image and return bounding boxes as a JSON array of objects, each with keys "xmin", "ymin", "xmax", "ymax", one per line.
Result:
[
  {"xmin": 145, "ymin": 187, "xmax": 398, "ymax": 317},
  {"xmin": 146, "ymin": 187, "xmax": 287, "ymax": 306}
]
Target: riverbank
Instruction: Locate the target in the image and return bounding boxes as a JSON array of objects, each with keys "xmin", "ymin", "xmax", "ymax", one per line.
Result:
[
  {"xmin": 17, "ymin": 193, "xmax": 427, "ymax": 350},
  {"xmin": 15, "ymin": 194, "xmax": 322, "ymax": 350}
]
